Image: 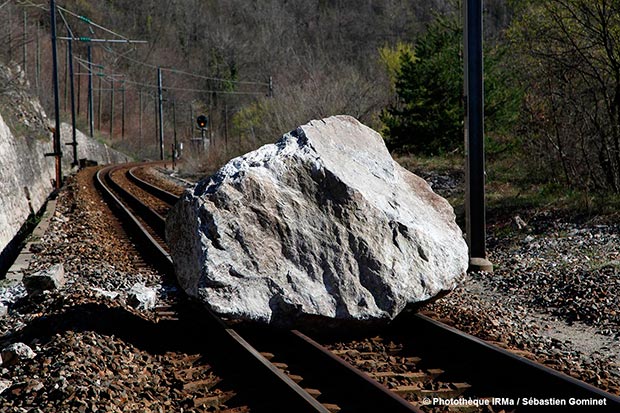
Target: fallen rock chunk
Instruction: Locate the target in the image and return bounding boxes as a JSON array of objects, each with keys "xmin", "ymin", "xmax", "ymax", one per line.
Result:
[
  {"xmin": 127, "ymin": 283, "xmax": 157, "ymax": 310},
  {"xmin": 23, "ymin": 263, "xmax": 65, "ymax": 296},
  {"xmin": 0, "ymin": 303, "xmax": 7, "ymax": 317},
  {"xmin": 90, "ymin": 287, "xmax": 120, "ymax": 300},
  {"xmin": 1, "ymin": 342, "xmax": 36, "ymax": 366},
  {"xmin": 0, "ymin": 378, "xmax": 12, "ymax": 394},
  {"xmin": 167, "ymin": 116, "xmax": 468, "ymax": 326}
]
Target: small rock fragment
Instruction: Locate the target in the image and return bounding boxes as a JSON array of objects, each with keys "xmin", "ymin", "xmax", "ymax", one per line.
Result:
[
  {"xmin": 0, "ymin": 378, "xmax": 12, "ymax": 394},
  {"xmin": 23, "ymin": 263, "xmax": 65, "ymax": 296},
  {"xmin": 90, "ymin": 287, "xmax": 120, "ymax": 300},
  {"xmin": 0, "ymin": 303, "xmax": 7, "ymax": 317},
  {"xmin": 127, "ymin": 283, "xmax": 157, "ymax": 310},
  {"xmin": 514, "ymin": 215, "xmax": 528, "ymax": 230},
  {"xmin": 1, "ymin": 342, "xmax": 36, "ymax": 366}
]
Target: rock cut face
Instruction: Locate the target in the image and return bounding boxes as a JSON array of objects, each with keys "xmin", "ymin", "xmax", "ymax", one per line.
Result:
[{"xmin": 166, "ymin": 116, "xmax": 468, "ymax": 326}]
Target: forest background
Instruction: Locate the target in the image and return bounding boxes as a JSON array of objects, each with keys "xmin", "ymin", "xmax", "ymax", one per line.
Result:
[{"xmin": 2, "ymin": 0, "xmax": 620, "ymax": 215}]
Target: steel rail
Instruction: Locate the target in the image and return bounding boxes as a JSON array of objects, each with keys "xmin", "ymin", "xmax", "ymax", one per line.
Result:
[
  {"xmin": 126, "ymin": 166, "xmax": 180, "ymax": 206},
  {"xmin": 288, "ymin": 329, "xmax": 425, "ymax": 412},
  {"xmin": 404, "ymin": 313, "xmax": 620, "ymax": 411},
  {"xmin": 94, "ymin": 162, "xmax": 620, "ymax": 412},
  {"xmin": 94, "ymin": 165, "xmax": 172, "ymax": 274},
  {"xmin": 94, "ymin": 163, "xmax": 331, "ymax": 413}
]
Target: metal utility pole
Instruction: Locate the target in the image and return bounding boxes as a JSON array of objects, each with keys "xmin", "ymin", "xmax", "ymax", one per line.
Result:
[
  {"xmin": 46, "ymin": 0, "xmax": 62, "ymax": 189},
  {"xmin": 121, "ymin": 84, "xmax": 126, "ymax": 140},
  {"xmin": 97, "ymin": 76, "xmax": 102, "ymax": 130},
  {"xmin": 22, "ymin": 10, "xmax": 27, "ymax": 73},
  {"xmin": 76, "ymin": 67, "xmax": 81, "ymax": 115},
  {"xmin": 35, "ymin": 22, "xmax": 40, "ymax": 92},
  {"xmin": 464, "ymin": 0, "xmax": 492, "ymax": 272},
  {"xmin": 109, "ymin": 79, "xmax": 115, "ymax": 139},
  {"xmin": 8, "ymin": 4, "xmax": 12, "ymax": 62},
  {"xmin": 63, "ymin": 42, "xmax": 68, "ymax": 111},
  {"xmin": 190, "ymin": 104, "xmax": 194, "ymax": 139},
  {"xmin": 139, "ymin": 90, "xmax": 143, "ymax": 149},
  {"xmin": 66, "ymin": 34, "xmax": 78, "ymax": 166},
  {"xmin": 154, "ymin": 93, "xmax": 158, "ymax": 149},
  {"xmin": 87, "ymin": 46, "xmax": 94, "ymax": 138},
  {"xmin": 172, "ymin": 101, "xmax": 177, "ymax": 170},
  {"xmin": 157, "ymin": 67, "xmax": 164, "ymax": 160},
  {"xmin": 224, "ymin": 102, "xmax": 229, "ymax": 152}
]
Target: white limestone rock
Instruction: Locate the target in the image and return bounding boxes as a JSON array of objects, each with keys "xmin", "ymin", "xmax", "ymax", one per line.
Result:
[
  {"xmin": 23, "ymin": 263, "xmax": 65, "ymax": 296},
  {"xmin": 166, "ymin": 116, "xmax": 468, "ymax": 326},
  {"xmin": 127, "ymin": 283, "xmax": 157, "ymax": 311},
  {"xmin": 0, "ymin": 303, "xmax": 7, "ymax": 317},
  {"xmin": 1, "ymin": 342, "xmax": 36, "ymax": 366},
  {"xmin": 0, "ymin": 378, "xmax": 12, "ymax": 395}
]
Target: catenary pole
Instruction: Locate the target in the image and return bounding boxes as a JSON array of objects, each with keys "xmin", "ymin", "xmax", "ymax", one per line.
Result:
[
  {"xmin": 464, "ymin": 0, "xmax": 492, "ymax": 272},
  {"xmin": 109, "ymin": 79, "xmax": 114, "ymax": 139},
  {"xmin": 47, "ymin": 0, "xmax": 63, "ymax": 189},
  {"xmin": 22, "ymin": 10, "xmax": 27, "ymax": 73},
  {"xmin": 139, "ymin": 90, "xmax": 143, "ymax": 150},
  {"xmin": 87, "ymin": 45, "xmax": 94, "ymax": 137},
  {"xmin": 66, "ymin": 33, "xmax": 78, "ymax": 166},
  {"xmin": 97, "ymin": 76, "xmax": 102, "ymax": 130},
  {"xmin": 121, "ymin": 84, "xmax": 125, "ymax": 140},
  {"xmin": 157, "ymin": 67, "xmax": 164, "ymax": 160}
]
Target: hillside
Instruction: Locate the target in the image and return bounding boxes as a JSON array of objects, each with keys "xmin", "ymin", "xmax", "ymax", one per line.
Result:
[{"xmin": 0, "ymin": 0, "xmax": 513, "ymax": 172}]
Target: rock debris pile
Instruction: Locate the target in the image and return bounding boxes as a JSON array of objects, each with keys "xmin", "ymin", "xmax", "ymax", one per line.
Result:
[
  {"xmin": 167, "ymin": 116, "xmax": 468, "ymax": 326},
  {"xmin": 426, "ymin": 212, "xmax": 620, "ymax": 395},
  {"xmin": 0, "ymin": 169, "xmax": 239, "ymax": 412}
]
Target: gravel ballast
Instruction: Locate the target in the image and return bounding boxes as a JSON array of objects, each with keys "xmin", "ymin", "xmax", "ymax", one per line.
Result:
[{"xmin": 0, "ymin": 164, "xmax": 618, "ymax": 413}]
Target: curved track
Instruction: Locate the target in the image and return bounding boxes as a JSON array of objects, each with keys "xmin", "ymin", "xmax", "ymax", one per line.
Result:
[{"xmin": 95, "ymin": 161, "xmax": 620, "ymax": 413}]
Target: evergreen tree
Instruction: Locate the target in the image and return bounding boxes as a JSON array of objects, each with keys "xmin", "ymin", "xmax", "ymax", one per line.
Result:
[{"xmin": 382, "ymin": 16, "xmax": 520, "ymax": 155}]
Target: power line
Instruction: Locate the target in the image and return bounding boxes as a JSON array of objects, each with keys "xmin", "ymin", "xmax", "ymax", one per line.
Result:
[
  {"xmin": 101, "ymin": 46, "xmax": 268, "ymax": 87},
  {"xmin": 56, "ymin": 4, "xmax": 129, "ymax": 41},
  {"xmin": 162, "ymin": 67, "xmax": 269, "ymax": 86},
  {"xmin": 121, "ymin": 78, "xmax": 266, "ymax": 95}
]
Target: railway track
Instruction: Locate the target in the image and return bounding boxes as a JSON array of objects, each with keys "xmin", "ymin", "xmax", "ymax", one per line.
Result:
[{"xmin": 95, "ymin": 161, "xmax": 620, "ymax": 412}]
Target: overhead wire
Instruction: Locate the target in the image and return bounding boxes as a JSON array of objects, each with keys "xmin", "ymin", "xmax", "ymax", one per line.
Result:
[
  {"xmin": 56, "ymin": 4, "xmax": 129, "ymax": 41},
  {"xmin": 161, "ymin": 67, "xmax": 269, "ymax": 87},
  {"xmin": 18, "ymin": 1, "xmax": 269, "ymax": 93}
]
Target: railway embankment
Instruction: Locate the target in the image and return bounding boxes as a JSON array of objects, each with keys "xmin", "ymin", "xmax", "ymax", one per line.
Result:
[{"xmin": 0, "ymin": 63, "xmax": 129, "ymax": 276}]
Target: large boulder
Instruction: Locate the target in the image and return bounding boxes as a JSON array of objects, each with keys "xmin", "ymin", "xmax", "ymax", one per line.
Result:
[{"xmin": 167, "ymin": 116, "xmax": 468, "ymax": 326}]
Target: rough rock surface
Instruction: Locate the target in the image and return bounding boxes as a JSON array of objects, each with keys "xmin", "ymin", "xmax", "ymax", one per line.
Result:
[
  {"xmin": 1, "ymin": 342, "xmax": 36, "ymax": 367},
  {"xmin": 127, "ymin": 283, "xmax": 157, "ymax": 311},
  {"xmin": 0, "ymin": 63, "xmax": 130, "ymax": 262},
  {"xmin": 23, "ymin": 263, "xmax": 66, "ymax": 296},
  {"xmin": 167, "ymin": 116, "xmax": 468, "ymax": 325}
]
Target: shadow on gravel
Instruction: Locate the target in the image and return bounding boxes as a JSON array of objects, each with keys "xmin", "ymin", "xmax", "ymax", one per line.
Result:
[{"xmin": 0, "ymin": 302, "xmax": 208, "ymax": 355}]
